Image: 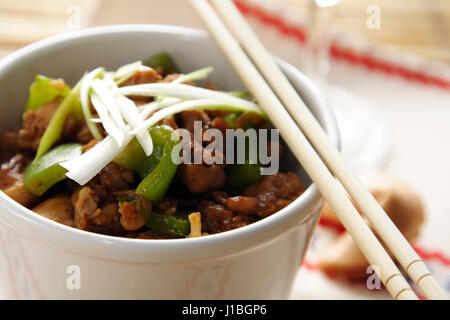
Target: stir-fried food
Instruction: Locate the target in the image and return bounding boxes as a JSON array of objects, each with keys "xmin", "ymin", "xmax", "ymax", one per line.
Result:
[{"xmin": 0, "ymin": 52, "xmax": 305, "ymax": 239}]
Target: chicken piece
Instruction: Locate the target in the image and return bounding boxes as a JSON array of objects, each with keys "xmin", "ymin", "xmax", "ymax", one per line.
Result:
[
  {"xmin": 318, "ymin": 175, "xmax": 425, "ymax": 280},
  {"xmin": 121, "ymin": 69, "xmax": 162, "ymax": 86},
  {"xmin": 244, "ymin": 172, "xmax": 304, "ymax": 217},
  {"xmin": 76, "ymin": 122, "xmax": 95, "ymax": 144},
  {"xmin": 32, "ymin": 196, "xmax": 74, "ymax": 227},
  {"xmin": 72, "ymin": 186, "xmax": 124, "ymax": 235},
  {"xmin": 160, "ymin": 115, "xmax": 178, "ymax": 130},
  {"xmin": 197, "ymin": 200, "xmax": 252, "ymax": 234},
  {"xmin": 0, "ymin": 129, "xmax": 21, "ymax": 162},
  {"xmin": 162, "ymin": 73, "xmax": 196, "ymax": 86},
  {"xmin": 121, "ymin": 68, "xmax": 163, "ymax": 102},
  {"xmin": 178, "ymin": 163, "xmax": 226, "ymax": 194},
  {"xmin": 88, "ymin": 163, "xmax": 134, "ymax": 201},
  {"xmin": 211, "ymin": 191, "xmax": 259, "ymax": 215},
  {"xmin": 162, "ymin": 73, "xmax": 181, "ymax": 83},
  {"xmin": 154, "ymin": 197, "xmax": 178, "ymax": 215},
  {"xmin": 212, "ymin": 191, "xmax": 228, "ymax": 206},
  {"xmin": 197, "ymin": 200, "xmax": 233, "ymax": 234},
  {"xmin": 0, "ymin": 154, "xmax": 37, "ymax": 207},
  {"xmin": 225, "ymin": 196, "xmax": 259, "ymax": 215},
  {"xmin": 18, "ymin": 100, "xmax": 60, "ymax": 151},
  {"xmin": 98, "ymin": 162, "xmax": 133, "ymax": 192},
  {"xmin": 118, "ymin": 193, "xmax": 152, "ymax": 231},
  {"xmin": 179, "ymin": 110, "xmax": 211, "ymax": 132},
  {"xmin": 17, "ymin": 99, "xmax": 80, "ymax": 151}
]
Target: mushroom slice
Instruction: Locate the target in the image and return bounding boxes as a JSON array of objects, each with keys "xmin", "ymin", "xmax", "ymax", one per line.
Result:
[{"xmin": 32, "ymin": 196, "xmax": 74, "ymax": 227}]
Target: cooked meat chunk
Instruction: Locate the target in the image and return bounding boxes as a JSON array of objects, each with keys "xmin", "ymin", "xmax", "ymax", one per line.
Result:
[
  {"xmin": 0, "ymin": 154, "xmax": 37, "ymax": 207},
  {"xmin": 98, "ymin": 162, "xmax": 133, "ymax": 192},
  {"xmin": 121, "ymin": 68, "xmax": 162, "ymax": 86},
  {"xmin": 72, "ymin": 187, "xmax": 99, "ymax": 228},
  {"xmin": 120, "ymin": 69, "xmax": 163, "ymax": 102},
  {"xmin": 154, "ymin": 197, "xmax": 178, "ymax": 215},
  {"xmin": 212, "ymin": 191, "xmax": 228, "ymax": 206},
  {"xmin": 69, "ymin": 163, "xmax": 134, "ymax": 234},
  {"xmin": 18, "ymin": 100, "xmax": 59, "ymax": 151},
  {"xmin": 0, "ymin": 154, "xmax": 30, "ymax": 185},
  {"xmin": 72, "ymin": 186, "xmax": 124, "ymax": 235},
  {"xmin": 197, "ymin": 200, "xmax": 233, "ymax": 233},
  {"xmin": 62, "ymin": 114, "xmax": 79, "ymax": 139},
  {"xmin": 160, "ymin": 115, "xmax": 178, "ymax": 130},
  {"xmin": 0, "ymin": 169, "xmax": 17, "ymax": 190},
  {"xmin": 178, "ymin": 164, "xmax": 226, "ymax": 193},
  {"xmin": 211, "ymin": 191, "xmax": 259, "ymax": 215},
  {"xmin": 163, "ymin": 73, "xmax": 196, "ymax": 86},
  {"xmin": 267, "ymin": 139, "xmax": 283, "ymax": 160},
  {"xmin": 163, "ymin": 73, "xmax": 181, "ymax": 83},
  {"xmin": 179, "ymin": 110, "xmax": 211, "ymax": 132},
  {"xmin": 118, "ymin": 193, "xmax": 152, "ymax": 231},
  {"xmin": 76, "ymin": 122, "xmax": 95, "ymax": 144},
  {"xmin": 244, "ymin": 172, "xmax": 304, "ymax": 217},
  {"xmin": 17, "ymin": 100, "xmax": 80, "ymax": 151},
  {"xmin": 0, "ymin": 129, "xmax": 21, "ymax": 162},
  {"xmin": 32, "ymin": 196, "xmax": 74, "ymax": 227},
  {"xmin": 210, "ymin": 116, "xmax": 231, "ymax": 133},
  {"xmin": 225, "ymin": 196, "xmax": 259, "ymax": 215},
  {"xmin": 197, "ymin": 200, "xmax": 252, "ymax": 234},
  {"xmin": 234, "ymin": 112, "xmax": 265, "ymax": 129},
  {"xmin": 88, "ymin": 163, "xmax": 134, "ymax": 202}
]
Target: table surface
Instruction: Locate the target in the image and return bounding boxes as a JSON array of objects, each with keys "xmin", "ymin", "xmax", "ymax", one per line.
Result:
[{"xmin": 0, "ymin": 0, "xmax": 449, "ymax": 300}]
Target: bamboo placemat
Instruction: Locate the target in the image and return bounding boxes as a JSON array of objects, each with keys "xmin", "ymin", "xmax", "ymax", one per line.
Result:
[{"xmin": 285, "ymin": 0, "xmax": 450, "ymax": 63}]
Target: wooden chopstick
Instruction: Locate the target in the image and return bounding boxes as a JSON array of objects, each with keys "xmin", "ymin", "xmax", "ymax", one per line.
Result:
[
  {"xmin": 189, "ymin": 0, "xmax": 418, "ymax": 300},
  {"xmin": 207, "ymin": 0, "xmax": 448, "ymax": 300}
]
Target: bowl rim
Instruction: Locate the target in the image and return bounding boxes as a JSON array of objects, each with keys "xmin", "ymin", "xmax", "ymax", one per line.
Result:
[{"xmin": 0, "ymin": 24, "xmax": 339, "ymax": 263}]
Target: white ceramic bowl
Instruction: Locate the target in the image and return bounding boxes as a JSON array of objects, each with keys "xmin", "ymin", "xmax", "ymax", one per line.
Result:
[{"xmin": 0, "ymin": 25, "xmax": 338, "ymax": 299}]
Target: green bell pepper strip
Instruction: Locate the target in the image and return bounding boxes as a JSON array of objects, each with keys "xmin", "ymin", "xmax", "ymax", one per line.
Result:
[
  {"xmin": 23, "ymin": 143, "xmax": 82, "ymax": 196},
  {"xmin": 113, "ymin": 137, "xmax": 147, "ymax": 174},
  {"xmin": 24, "ymin": 75, "xmax": 71, "ymax": 112},
  {"xmin": 145, "ymin": 211, "xmax": 190, "ymax": 238},
  {"xmin": 225, "ymin": 124, "xmax": 262, "ymax": 191},
  {"xmin": 136, "ymin": 127, "xmax": 180, "ymax": 201},
  {"xmin": 225, "ymin": 162, "xmax": 261, "ymax": 192},
  {"xmin": 115, "ymin": 125, "xmax": 180, "ymax": 202},
  {"xmin": 223, "ymin": 112, "xmax": 241, "ymax": 129},
  {"xmin": 144, "ymin": 52, "xmax": 179, "ymax": 75},
  {"xmin": 137, "ymin": 125, "xmax": 175, "ymax": 178},
  {"xmin": 35, "ymin": 78, "xmax": 83, "ymax": 159},
  {"xmin": 114, "ymin": 125, "xmax": 176, "ymax": 177}
]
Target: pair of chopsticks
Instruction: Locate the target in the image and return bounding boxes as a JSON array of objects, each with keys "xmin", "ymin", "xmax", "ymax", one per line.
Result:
[{"xmin": 189, "ymin": 0, "xmax": 448, "ymax": 300}]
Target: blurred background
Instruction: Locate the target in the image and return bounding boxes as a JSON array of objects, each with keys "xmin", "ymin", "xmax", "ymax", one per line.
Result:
[
  {"xmin": 0, "ymin": 0, "xmax": 449, "ymax": 62},
  {"xmin": 1, "ymin": 0, "xmax": 449, "ymax": 300}
]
